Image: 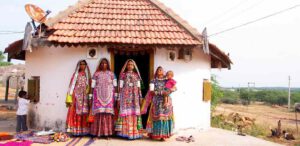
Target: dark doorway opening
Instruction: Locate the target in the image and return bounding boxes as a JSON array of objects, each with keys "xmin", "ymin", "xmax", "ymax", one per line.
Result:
[{"xmin": 114, "ymin": 52, "xmax": 150, "ymax": 128}]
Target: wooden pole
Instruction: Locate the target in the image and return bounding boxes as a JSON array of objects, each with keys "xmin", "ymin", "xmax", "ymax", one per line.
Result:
[
  {"xmin": 4, "ymin": 76, "xmax": 10, "ymax": 102},
  {"xmin": 296, "ymin": 109, "xmax": 299, "ymax": 134},
  {"xmin": 276, "ymin": 120, "xmax": 281, "ymax": 137},
  {"xmin": 14, "ymin": 76, "xmax": 19, "ymax": 104},
  {"xmin": 288, "ymin": 76, "xmax": 291, "ymax": 110}
]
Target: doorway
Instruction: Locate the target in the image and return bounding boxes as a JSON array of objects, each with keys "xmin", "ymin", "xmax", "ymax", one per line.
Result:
[
  {"xmin": 112, "ymin": 51, "xmax": 153, "ymax": 128},
  {"xmin": 114, "ymin": 53, "xmax": 150, "ymax": 96}
]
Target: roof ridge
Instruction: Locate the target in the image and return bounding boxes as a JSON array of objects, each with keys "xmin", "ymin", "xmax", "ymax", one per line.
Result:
[
  {"xmin": 148, "ymin": 0, "xmax": 202, "ymax": 43},
  {"xmin": 45, "ymin": 0, "xmax": 92, "ymax": 27}
]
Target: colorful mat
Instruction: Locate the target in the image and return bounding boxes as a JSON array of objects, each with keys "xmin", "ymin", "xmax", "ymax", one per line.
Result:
[{"xmin": 0, "ymin": 141, "xmax": 32, "ymax": 146}]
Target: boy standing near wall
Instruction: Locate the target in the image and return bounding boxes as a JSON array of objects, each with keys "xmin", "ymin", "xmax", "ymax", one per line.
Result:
[{"xmin": 16, "ymin": 91, "xmax": 30, "ymax": 133}]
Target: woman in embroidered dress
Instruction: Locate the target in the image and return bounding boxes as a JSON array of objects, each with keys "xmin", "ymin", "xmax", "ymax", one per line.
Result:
[
  {"xmin": 115, "ymin": 59, "xmax": 143, "ymax": 139},
  {"xmin": 65, "ymin": 60, "xmax": 92, "ymax": 136},
  {"xmin": 90, "ymin": 58, "xmax": 117, "ymax": 138},
  {"xmin": 141, "ymin": 66, "xmax": 175, "ymax": 141}
]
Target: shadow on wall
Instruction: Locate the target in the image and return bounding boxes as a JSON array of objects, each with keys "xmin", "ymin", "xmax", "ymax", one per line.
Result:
[
  {"xmin": 28, "ymin": 108, "xmax": 39, "ymax": 129},
  {"xmin": 28, "ymin": 108, "xmax": 64, "ymax": 131}
]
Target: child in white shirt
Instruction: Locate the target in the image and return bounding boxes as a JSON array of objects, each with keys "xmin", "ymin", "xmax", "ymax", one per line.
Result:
[{"xmin": 16, "ymin": 91, "xmax": 30, "ymax": 132}]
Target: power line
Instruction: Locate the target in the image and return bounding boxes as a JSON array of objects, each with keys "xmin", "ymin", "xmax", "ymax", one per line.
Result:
[
  {"xmin": 209, "ymin": 4, "xmax": 300, "ymax": 37},
  {"xmin": 0, "ymin": 31, "xmax": 24, "ymax": 33},
  {"xmin": 0, "ymin": 31, "xmax": 24, "ymax": 35},
  {"xmin": 0, "ymin": 33, "xmax": 23, "ymax": 35},
  {"xmin": 204, "ymin": 0, "xmax": 250, "ymax": 26},
  {"xmin": 210, "ymin": 0, "xmax": 265, "ymax": 28}
]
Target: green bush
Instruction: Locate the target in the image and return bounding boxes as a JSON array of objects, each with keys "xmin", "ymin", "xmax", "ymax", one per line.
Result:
[
  {"xmin": 0, "ymin": 62, "xmax": 12, "ymax": 66},
  {"xmin": 220, "ymin": 97, "xmax": 239, "ymax": 104},
  {"xmin": 246, "ymin": 124, "xmax": 268, "ymax": 137},
  {"xmin": 211, "ymin": 75, "xmax": 223, "ymax": 110},
  {"xmin": 211, "ymin": 115, "xmax": 234, "ymax": 131},
  {"xmin": 221, "ymin": 88, "xmax": 299, "ymax": 106}
]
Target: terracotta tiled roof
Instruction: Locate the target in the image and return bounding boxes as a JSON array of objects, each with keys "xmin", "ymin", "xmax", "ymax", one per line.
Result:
[
  {"xmin": 4, "ymin": 39, "xmax": 25, "ymax": 61},
  {"xmin": 209, "ymin": 43, "xmax": 232, "ymax": 69},
  {"xmin": 47, "ymin": 0, "xmax": 201, "ymax": 45}
]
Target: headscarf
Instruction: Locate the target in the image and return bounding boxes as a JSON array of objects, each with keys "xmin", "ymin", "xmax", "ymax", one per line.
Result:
[
  {"xmin": 96, "ymin": 58, "xmax": 111, "ymax": 72},
  {"xmin": 119, "ymin": 59, "xmax": 142, "ymax": 80},
  {"xmin": 67, "ymin": 60, "xmax": 92, "ymax": 97},
  {"xmin": 154, "ymin": 66, "xmax": 164, "ymax": 79}
]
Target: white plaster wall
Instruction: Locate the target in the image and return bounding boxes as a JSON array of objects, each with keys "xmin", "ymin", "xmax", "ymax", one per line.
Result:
[
  {"xmin": 25, "ymin": 45, "xmax": 110, "ymax": 130},
  {"xmin": 154, "ymin": 48, "xmax": 211, "ymax": 130},
  {"xmin": 25, "ymin": 45, "xmax": 212, "ymax": 131}
]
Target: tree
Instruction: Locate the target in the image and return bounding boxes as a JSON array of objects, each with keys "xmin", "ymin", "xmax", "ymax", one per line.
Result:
[
  {"xmin": 0, "ymin": 51, "xmax": 5, "ymax": 62},
  {"xmin": 0, "ymin": 51, "xmax": 12, "ymax": 66},
  {"xmin": 211, "ymin": 75, "xmax": 223, "ymax": 110}
]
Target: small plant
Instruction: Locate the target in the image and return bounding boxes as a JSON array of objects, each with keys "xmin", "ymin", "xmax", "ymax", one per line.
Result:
[{"xmin": 246, "ymin": 124, "xmax": 268, "ymax": 138}]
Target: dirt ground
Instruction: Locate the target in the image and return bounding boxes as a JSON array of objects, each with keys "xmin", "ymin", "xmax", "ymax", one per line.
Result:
[
  {"xmin": 0, "ymin": 105, "xmax": 285, "ymax": 146},
  {"xmin": 0, "ymin": 128, "xmax": 283, "ymax": 146},
  {"xmin": 0, "ymin": 86, "xmax": 16, "ymax": 99},
  {"xmin": 214, "ymin": 103, "xmax": 300, "ymax": 145},
  {"xmin": 0, "ymin": 93, "xmax": 296, "ymax": 145}
]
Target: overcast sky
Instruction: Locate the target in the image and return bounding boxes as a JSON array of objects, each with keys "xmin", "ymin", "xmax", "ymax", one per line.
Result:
[{"xmin": 1, "ymin": 0, "xmax": 299, "ymax": 87}]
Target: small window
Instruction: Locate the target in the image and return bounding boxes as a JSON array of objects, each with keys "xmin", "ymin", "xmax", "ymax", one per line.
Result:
[
  {"xmin": 28, "ymin": 76, "xmax": 40, "ymax": 103},
  {"xmin": 167, "ymin": 50, "xmax": 176, "ymax": 61},
  {"xmin": 178, "ymin": 48, "xmax": 184, "ymax": 59},
  {"xmin": 178, "ymin": 48, "xmax": 192, "ymax": 61},
  {"xmin": 203, "ymin": 79, "xmax": 211, "ymax": 102}
]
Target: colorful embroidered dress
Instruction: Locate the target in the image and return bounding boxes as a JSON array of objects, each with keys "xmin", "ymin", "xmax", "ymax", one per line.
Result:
[
  {"xmin": 142, "ymin": 78, "xmax": 174, "ymax": 139},
  {"xmin": 66, "ymin": 61, "xmax": 91, "ymax": 136},
  {"xmin": 90, "ymin": 70, "xmax": 116, "ymax": 136},
  {"xmin": 115, "ymin": 60, "xmax": 143, "ymax": 139}
]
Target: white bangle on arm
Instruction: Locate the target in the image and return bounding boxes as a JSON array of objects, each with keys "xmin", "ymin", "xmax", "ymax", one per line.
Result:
[
  {"xmin": 149, "ymin": 83, "xmax": 154, "ymax": 91},
  {"xmin": 91, "ymin": 79, "xmax": 96, "ymax": 88},
  {"xmin": 113, "ymin": 79, "xmax": 117, "ymax": 87},
  {"xmin": 137, "ymin": 81, "xmax": 141, "ymax": 88},
  {"xmin": 120, "ymin": 80, "xmax": 124, "ymax": 88}
]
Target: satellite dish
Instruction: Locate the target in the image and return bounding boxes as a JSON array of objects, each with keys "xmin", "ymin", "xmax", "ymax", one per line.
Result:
[
  {"xmin": 25, "ymin": 4, "xmax": 48, "ymax": 23},
  {"xmin": 202, "ymin": 28, "xmax": 210, "ymax": 54}
]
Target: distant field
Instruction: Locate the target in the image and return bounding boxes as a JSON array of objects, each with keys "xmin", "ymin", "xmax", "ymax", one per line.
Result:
[{"xmin": 214, "ymin": 103, "xmax": 300, "ymax": 145}]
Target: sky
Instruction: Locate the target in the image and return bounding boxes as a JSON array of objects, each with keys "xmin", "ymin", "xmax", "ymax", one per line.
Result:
[{"xmin": 0, "ymin": 0, "xmax": 299, "ymax": 87}]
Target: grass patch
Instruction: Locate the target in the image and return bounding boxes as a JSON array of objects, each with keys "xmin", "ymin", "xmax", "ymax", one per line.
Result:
[{"xmin": 211, "ymin": 114, "xmax": 268, "ymax": 138}]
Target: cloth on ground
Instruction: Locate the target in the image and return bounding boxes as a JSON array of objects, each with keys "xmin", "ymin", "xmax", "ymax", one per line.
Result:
[
  {"xmin": 0, "ymin": 141, "xmax": 32, "ymax": 146},
  {"xmin": 175, "ymin": 135, "xmax": 195, "ymax": 143}
]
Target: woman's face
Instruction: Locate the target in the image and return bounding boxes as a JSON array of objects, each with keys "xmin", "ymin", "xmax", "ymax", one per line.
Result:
[
  {"xmin": 79, "ymin": 61, "xmax": 86, "ymax": 71},
  {"xmin": 100, "ymin": 60, "xmax": 108, "ymax": 70},
  {"xmin": 126, "ymin": 61, "xmax": 134, "ymax": 71},
  {"xmin": 157, "ymin": 67, "xmax": 164, "ymax": 78}
]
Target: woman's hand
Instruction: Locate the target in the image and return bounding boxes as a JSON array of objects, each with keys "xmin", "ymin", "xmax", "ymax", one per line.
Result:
[
  {"xmin": 162, "ymin": 91, "xmax": 170, "ymax": 96},
  {"xmin": 171, "ymin": 86, "xmax": 177, "ymax": 92},
  {"xmin": 150, "ymin": 91, "xmax": 155, "ymax": 96},
  {"xmin": 139, "ymin": 98, "xmax": 144, "ymax": 105},
  {"xmin": 66, "ymin": 103, "xmax": 71, "ymax": 108}
]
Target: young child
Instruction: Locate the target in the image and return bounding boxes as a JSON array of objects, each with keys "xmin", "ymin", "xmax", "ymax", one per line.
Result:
[
  {"xmin": 164, "ymin": 71, "xmax": 177, "ymax": 107},
  {"xmin": 16, "ymin": 91, "xmax": 30, "ymax": 133}
]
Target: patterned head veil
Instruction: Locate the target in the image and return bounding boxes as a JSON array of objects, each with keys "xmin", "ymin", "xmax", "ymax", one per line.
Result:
[
  {"xmin": 96, "ymin": 58, "xmax": 111, "ymax": 72},
  {"xmin": 119, "ymin": 59, "xmax": 142, "ymax": 80},
  {"xmin": 67, "ymin": 60, "xmax": 92, "ymax": 96},
  {"xmin": 154, "ymin": 66, "xmax": 164, "ymax": 79}
]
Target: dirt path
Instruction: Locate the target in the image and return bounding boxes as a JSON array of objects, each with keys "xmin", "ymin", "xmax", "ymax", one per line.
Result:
[{"xmin": 215, "ymin": 103, "xmax": 300, "ymax": 130}]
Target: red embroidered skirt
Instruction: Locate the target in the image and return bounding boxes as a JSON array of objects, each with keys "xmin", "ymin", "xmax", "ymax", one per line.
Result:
[
  {"xmin": 66, "ymin": 103, "xmax": 89, "ymax": 136},
  {"xmin": 90, "ymin": 113, "xmax": 114, "ymax": 136}
]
